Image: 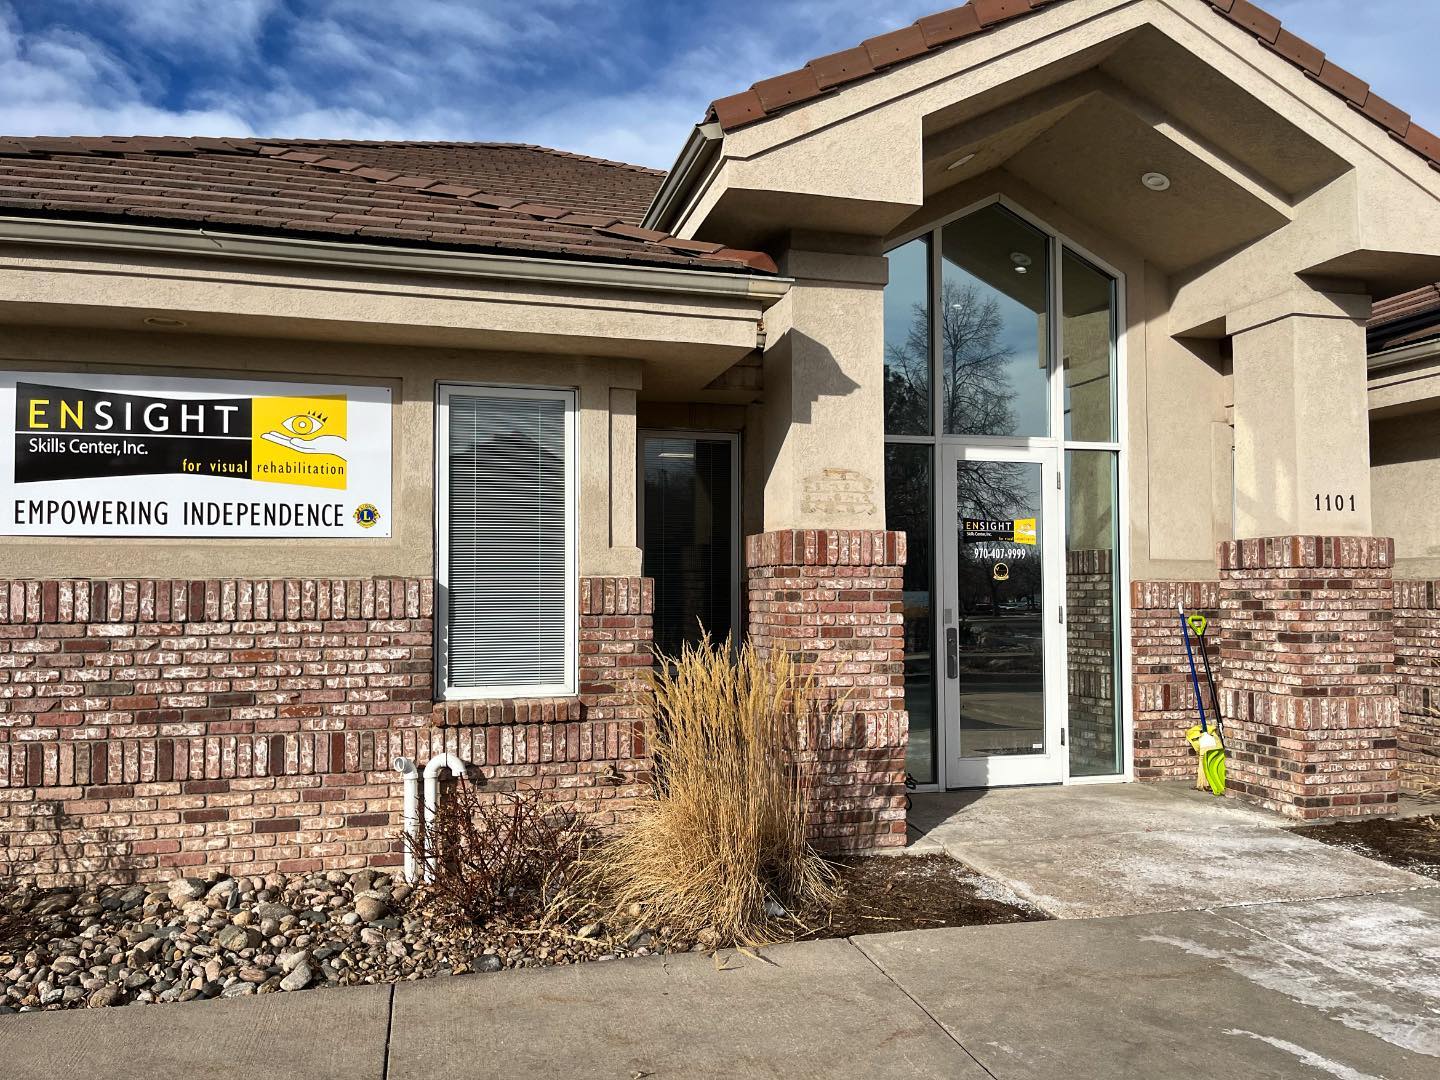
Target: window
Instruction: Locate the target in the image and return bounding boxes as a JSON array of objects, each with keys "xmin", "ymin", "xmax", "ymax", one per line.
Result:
[
  {"xmin": 437, "ymin": 384, "xmax": 576, "ymax": 698},
  {"xmin": 641, "ymin": 433, "xmax": 739, "ymax": 657}
]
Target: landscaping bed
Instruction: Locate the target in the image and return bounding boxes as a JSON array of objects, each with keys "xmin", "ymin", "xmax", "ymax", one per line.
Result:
[
  {"xmin": 1292, "ymin": 813, "xmax": 1440, "ymax": 880},
  {"xmin": 0, "ymin": 854, "xmax": 1040, "ymax": 1013}
]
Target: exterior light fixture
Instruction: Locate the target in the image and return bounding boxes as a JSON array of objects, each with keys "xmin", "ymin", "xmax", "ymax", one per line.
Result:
[
  {"xmin": 1010, "ymin": 252, "xmax": 1033, "ymax": 274},
  {"xmin": 946, "ymin": 152, "xmax": 977, "ymax": 171},
  {"xmin": 1141, "ymin": 171, "xmax": 1171, "ymax": 191},
  {"xmin": 143, "ymin": 316, "xmax": 188, "ymax": 327}
]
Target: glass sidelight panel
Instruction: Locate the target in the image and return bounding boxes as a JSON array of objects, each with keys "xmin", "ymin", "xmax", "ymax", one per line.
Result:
[
  {"xmin": 642, "ymin": 435, "xmax": 736, "ymax": 657},
  {"xmin": 1065, "ymin": 451, "xmax": 1122, "ymax": 776},
  {"xmin": 883, "ymin": 236, "xmax": 932, "ymax": 435},
  {"xmin": 1062, "ymin": 250, "xmax": 1117, "ymax": 443},
  {"xmin": 885, "ymin": 443, "xmax": 935, "ymax": 784},
  {"xmin": 953, "ymin": 459, "xmax": 1046, "ymax": 757},
  {"xmin": 940, "ymin": 205, "xmax": 1050, "ymax": 438}
]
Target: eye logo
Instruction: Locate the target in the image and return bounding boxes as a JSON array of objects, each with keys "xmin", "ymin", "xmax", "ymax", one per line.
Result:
[{"xmin": 282, "ymin": 412, "xmax": 327, "ymax": 436}]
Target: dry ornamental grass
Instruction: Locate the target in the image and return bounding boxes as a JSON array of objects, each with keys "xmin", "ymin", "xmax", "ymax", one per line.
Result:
[{"xmin": 582, "ymin": 638, "xmax": 837, "ymax": 946}]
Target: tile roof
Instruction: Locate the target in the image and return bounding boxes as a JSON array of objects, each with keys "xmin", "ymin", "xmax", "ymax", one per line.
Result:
[
  {"xmin": 0, "ymin": 137, "xmax": 777, "ymax": 275},
  {"xmin": 1368, "ymin": 282, "xmax": 1440, "ymax": 353},
  {"xmin": 706, "ymin": 0, "xmax": 1440, "ymax": 177}
]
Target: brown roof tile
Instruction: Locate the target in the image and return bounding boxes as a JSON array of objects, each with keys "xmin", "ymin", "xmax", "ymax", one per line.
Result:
[
  {"xmin": 702, "ymin": 0, "xmax": 1440, "ymax": 177},
  {"xmin": 0, "ymin": 136, "xmax": 776, "ymax": 275}
]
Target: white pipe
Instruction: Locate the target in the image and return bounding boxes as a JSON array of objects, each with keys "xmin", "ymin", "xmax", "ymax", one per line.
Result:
[
  {"xmin": 421, "ymin": 753, "xmax": 467, "ymax": 884},
  {"xmin": 392, "ymin": 757, "xmax": 419, "ymax": 884}
]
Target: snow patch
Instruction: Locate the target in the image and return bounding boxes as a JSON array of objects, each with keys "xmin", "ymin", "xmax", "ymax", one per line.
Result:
[{"xmin": 1224, "ymin": 1029, "xmax": 1387, "ymax": 1080}]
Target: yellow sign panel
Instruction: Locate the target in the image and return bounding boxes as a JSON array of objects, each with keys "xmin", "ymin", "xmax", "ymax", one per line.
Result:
[
  {"xmin": 251, "ymin": 394, "xmax": 348, "ymax": 490},
  {"xmin": 1013, "ymin": 518, "xmax": 1037, "ymax": 546}
]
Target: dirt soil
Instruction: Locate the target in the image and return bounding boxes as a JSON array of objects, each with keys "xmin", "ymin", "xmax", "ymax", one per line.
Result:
[
  {"xmin": 1293, "ymin": 814, "xmax": 1440, "ymax": 881},
  {"xmin": 798, "ymin": 854, "xmax": 1047, "ymax": 939}
]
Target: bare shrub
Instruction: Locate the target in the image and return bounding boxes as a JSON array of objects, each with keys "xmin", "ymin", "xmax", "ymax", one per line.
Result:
[
  {"xmin": 414, "ymin": 782, "xmax": 592, "ymax": 928},
  {"xmin": 585, "ymin": 637, "xmax": 837, "ymax": 946}
]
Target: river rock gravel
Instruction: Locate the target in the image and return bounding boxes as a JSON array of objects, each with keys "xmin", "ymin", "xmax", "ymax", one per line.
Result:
[{"xmin": 0, "ymin": 869, "xmax": 666, "ymax": 1013}]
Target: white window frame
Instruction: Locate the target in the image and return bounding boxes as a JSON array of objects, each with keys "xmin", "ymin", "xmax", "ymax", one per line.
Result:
[
  {"xmin": 885, "ymin": 194, "xmax": 1132, "ymax": 791},
  {"xmin": 435, "ymin": 382, "xmax": 578, "ymax": 700}
]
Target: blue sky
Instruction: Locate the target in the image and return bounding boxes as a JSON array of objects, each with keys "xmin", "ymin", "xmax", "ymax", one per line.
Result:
[{"xmin": 3, "ymin": 0, "xmax": 1437, "ymax": 170}]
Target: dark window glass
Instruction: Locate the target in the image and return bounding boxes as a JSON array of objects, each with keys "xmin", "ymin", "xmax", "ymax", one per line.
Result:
[
  {"xmin": 940, "ymin": 205, "xmax": 1049, "ymax": 437},
  {"xmin": 1062, "ymin": 250, "xmax": 1117, "ymax": 442},
  {"xmin": 883, "ymin": 236, "xmax": 931, "ymax": 435},
  {"xmin": 642, "ymin": 436, "xmax": 735, "ymax": 657},
  {"xmin": 886, "ymin": 442, "xmax": 935, "ymax": 784}
]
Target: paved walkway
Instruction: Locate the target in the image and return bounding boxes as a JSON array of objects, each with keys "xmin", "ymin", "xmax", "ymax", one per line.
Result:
[
  {"xmin": 908, "ymin": 783, "xmax": 1431, "ymax": 917},
  {"xmin": 3, "ymin": 785, "xmax": 1436, "ymax": 1079}
]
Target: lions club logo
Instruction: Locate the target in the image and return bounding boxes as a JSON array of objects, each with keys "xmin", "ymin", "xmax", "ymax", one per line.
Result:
[{"xmin": 354, "ymin": 503, "xmax": 381, "ymax": 529}]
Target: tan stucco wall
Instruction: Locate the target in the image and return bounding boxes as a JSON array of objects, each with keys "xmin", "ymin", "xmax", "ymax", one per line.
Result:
[
  {"xmin": 0, "ymin": 325, "xmax": 643, "ymax": 579},
  {"xmin": 1372, "ymin": 407, "xmax": 1440, "ymax": 577}
]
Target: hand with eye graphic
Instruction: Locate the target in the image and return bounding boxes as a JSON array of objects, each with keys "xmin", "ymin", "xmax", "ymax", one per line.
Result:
[
  {"xmin": 261, "ymin": 411, "xmax": 348, "ymax": 458},
  {"xmin": 261, "ymin": 431, "xmax": 348, "ymax": 456}
]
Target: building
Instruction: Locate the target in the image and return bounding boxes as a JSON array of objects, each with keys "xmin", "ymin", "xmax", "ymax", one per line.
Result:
[{"xmin": 2, "ymin": 0, "xmax": 1439, "ymax": 882}]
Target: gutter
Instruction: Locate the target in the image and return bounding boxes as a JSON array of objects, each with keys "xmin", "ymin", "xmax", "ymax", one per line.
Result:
[
  {"xmin": 641, "ymin": 122, "xmax": 723, "ymax": 234},
  {"xmin": 0, "ymin": 214, "xmax": 790, "ymax": 306},
  {"xmin": 1367, "ymin": 335, "xmax": 1440, "ymax": 372}
]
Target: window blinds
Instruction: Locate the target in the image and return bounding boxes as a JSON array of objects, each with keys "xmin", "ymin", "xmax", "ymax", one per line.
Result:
[{"xmin": 443, "ymin": 389, "xmax": 571, "ymax": 692}]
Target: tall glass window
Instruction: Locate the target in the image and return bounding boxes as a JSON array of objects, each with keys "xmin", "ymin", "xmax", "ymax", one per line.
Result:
[
  {"xmin": 940, "ymin": 205, "xmax": 1050, "ymax": 438},
  {"xmin": 883, "ymin": 236, "xmax": 931, "ymax": 435},
  {"xmin": 1062, "ymin": 250, "xmax": 1118, "ymax": 443},
  {"xmin": 885, "ymin": 442, "xmax": 935, "ymax": 784},
  {"xmin": 1065, "ymin": 450, "xmax": 1121, "ymax": 777},
  {"xmin": 882, "ymin": 199, "xmax": 1123, "ymax": 787}
]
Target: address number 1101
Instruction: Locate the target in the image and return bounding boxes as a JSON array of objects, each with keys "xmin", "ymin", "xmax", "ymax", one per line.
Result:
[{"xmin": 1315, "ymin": 493, "xmax": 1357, "ymax": 512}]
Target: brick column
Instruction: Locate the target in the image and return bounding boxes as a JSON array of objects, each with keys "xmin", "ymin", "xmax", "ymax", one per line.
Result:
[
  {"xmin": 745, "ymin": 529, "xmax": 907, "ymax": 852},
  {"xmin": 1129, "ymin": 580, "xmax": 1221, "ymax": 780},
  {"xmin": 1219, "ymin": 536, "xmax": 1400, "ymax": 819},
  {"xmin": 1394, "ymin": 579, "xmax": 1440, "ymax": 793}
]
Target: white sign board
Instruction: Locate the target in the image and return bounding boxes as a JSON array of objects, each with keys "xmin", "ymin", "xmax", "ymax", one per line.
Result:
[{"xmin": 1, "ymin": 371, "xmax": 392, "ymax": 537}]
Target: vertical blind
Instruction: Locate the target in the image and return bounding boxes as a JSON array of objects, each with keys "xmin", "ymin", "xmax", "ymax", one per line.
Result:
[{"xmin": 444, "ymin": 389, "xmax": 571, "ymax": 691}]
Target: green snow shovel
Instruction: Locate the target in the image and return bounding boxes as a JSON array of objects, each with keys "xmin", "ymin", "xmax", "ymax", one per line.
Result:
[{"xmin": 1179, "ymin": 605, "xmax": 1227, "ymax": 796}]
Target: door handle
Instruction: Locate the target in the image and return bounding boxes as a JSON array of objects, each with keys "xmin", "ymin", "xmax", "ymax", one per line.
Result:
[{"xmin": 946, "ymin": 627, "xmax": 959, "ymax": 680}]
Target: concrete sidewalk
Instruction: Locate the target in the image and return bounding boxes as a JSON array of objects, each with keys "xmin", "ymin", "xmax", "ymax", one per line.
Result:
[
  {"xmin": 3, "ymin": 885, "xmax": 1437, "ymax": 1080},
  {"xmin": 908, "ymin": 783, "xmax": 1432, "ymax": 917}
]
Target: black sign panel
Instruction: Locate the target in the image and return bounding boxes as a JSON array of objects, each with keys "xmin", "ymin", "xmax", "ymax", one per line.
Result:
[{"xmin": 14, "ymin": 382, "xmax": 252, "ymax": 483}]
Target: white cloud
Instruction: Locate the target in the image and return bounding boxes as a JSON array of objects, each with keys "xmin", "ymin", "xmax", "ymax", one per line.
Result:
[{"xmin": 1, "ymin": 0, "xmax": 1436, "ymax": 171}]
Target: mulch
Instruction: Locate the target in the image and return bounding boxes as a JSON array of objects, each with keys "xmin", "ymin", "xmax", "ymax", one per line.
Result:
[
  {"xmin": 1292, "ymin": 813, "xmax": 1440, "ymax": 880},
  {"xmin": 798, "ymin": 854, "xmax": 1047, "ymax": 939}
]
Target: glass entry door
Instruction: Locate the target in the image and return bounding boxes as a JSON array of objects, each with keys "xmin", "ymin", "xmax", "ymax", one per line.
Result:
[{"xmin": 941, "ymin": 444, "xmax": 1064, "ymax": 787}]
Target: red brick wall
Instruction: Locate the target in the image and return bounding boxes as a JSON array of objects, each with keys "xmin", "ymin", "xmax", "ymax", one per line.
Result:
[
  {"xmin": 745, "ymin": 530, "xmax": 907, "ymax": 852},
  {"xmin": 1219, "ymin": 536, "xmax": 1399, "ymax": 819},
  {"xmin": 1130, "ymin": 580, "xmax": 1221, "ymax": 780},
  {"xmin": 430, "ymin": 575, "xmax": 652, "ymax": 816},
  {"xmin": 0, "ymin": 576, "xmax": 652, "ymax": 886},
  {"xmin": 1395, "ymin": 579, "xmax": 1440, "ymax": 793}
]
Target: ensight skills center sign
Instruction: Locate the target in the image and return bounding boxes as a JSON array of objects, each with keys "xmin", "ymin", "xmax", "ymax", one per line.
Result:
[{"xmin": 1, "ymin": 372, "xmax": 392, "ymax": 537}]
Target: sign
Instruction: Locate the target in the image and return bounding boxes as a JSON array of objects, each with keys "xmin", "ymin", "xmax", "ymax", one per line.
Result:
[
  {"xmin": 2, "ymin": 372, "xmax": 392, "ymax": 537},
  {"xmin": 962, "ymin": 517, "xmax": 1037, "ymax": 545}
]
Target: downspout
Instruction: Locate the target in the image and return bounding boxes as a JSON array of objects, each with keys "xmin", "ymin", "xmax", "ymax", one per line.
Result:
[
  {"xmin": 420, "ymin": 753, "xmax": 467, "ymax": 884},
  {"xmin": 392, "ymin": 757, "xmax": 420, "ymax": 884}
]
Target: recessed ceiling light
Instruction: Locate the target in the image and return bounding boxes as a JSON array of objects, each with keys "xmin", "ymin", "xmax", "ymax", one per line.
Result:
[
  {"xmin": 143, "ymin": 316, "xmax": 188, "ymax": 328},
  {"xmin": 1141, "ymin": 171, "xmax": 1171, "ymax": 191},
  {"xmin": 946, "ymin": 152, "xmax": 977, "ymax": 171},
  {"xmin": 1010, "ymin": 251, "xmax": 1033, "ymax": 274}
]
